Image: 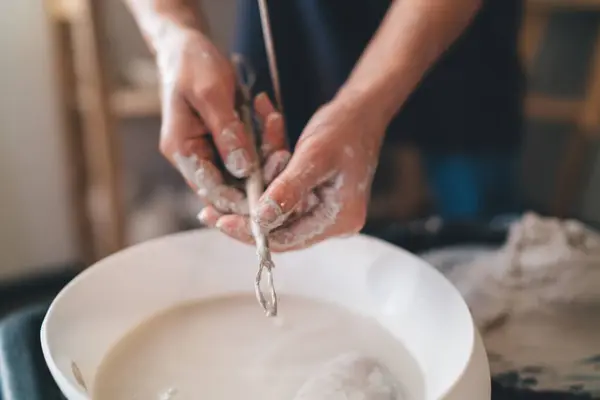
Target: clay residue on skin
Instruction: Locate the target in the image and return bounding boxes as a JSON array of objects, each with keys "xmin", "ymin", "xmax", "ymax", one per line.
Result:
[
  {"xmin": 210, "ymin": 187, "xmax": 248, "ymax": 215},
  {"xmin": 225, "ymin": 148, "xmax": 251, "ymax": 179},
  {"xmin": 159, "ymin": 387, "xmax": 178, "ymax": 400},
  {"xmin": 220, "ymin": 125, "xmax": 252, "ymax": 178},
  {"xmin": 254, "ymin": 135, "xmax": 377, "ymax": 249},
  {"xmin": 197, "ymin": 208, "xmax": 211, "ymax": 223},
  {"xmin": 173, "ymin": 152, "xmax": 199, "ymax": 184},
  {"xmin": 269, "ymin": 175, "xmax": 344, "ymax": 250},
  {"xmin": 173, "ymin": 151, "xmax": 248, "ymax": 214},
  {"xmin": 358, "ymin": 164, "xmax": 377, "ymax": 193},
  {"xmin": 261, "ymin": 143, "xmax": 274, "ymax": 158},
  {"xmin": 263, "ymin": 151, "xmax": 291, "ymax": 184},
  {"xmin": 255, "ymin": 196, "xmax": 292, "ymax": 232},
  {"xmin": 193, "ymin": 162, "xmax": 220, "ymax": 197},
  {"xmin": 344, "ymin": 145, "xmax": 355, "ymax": 159},
  {"xmin": 299, "ymin": 192, "xmax": 320, "ymax": 214}
]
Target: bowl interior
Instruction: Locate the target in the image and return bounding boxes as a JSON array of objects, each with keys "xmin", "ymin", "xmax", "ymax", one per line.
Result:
[{"xmin": 41, "ymin": 230, "xmax": 476, "ymax": 399}]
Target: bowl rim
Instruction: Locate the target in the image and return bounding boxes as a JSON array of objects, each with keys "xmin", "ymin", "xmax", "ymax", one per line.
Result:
[{"xmin": 41, "ymin": 230, "xmax": 480, "ymax": 400}]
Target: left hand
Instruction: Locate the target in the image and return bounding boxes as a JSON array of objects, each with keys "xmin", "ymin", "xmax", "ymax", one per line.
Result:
[{"xmin": 200, "ymin": 96, "xmax": 387, "ymax": 251}]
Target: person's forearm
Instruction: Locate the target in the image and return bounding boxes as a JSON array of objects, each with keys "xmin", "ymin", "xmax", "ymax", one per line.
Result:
[
  {"xmin": 337, "ymin": 0, "xmax": 482, "ymax": 126},
  {"xmin": 123, "ymin": 0, "xmax": 205, "ymax": 54}
]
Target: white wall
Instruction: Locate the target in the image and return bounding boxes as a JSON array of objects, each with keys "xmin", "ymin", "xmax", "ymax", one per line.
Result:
[{"xmin": 0, "ymin": 1, "xmax": 78, "ymax": 280}]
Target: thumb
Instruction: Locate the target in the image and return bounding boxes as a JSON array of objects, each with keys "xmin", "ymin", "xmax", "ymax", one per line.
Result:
[{"xmin": 255, "ymin": 146, "xmax": 335, "ymax": 231}]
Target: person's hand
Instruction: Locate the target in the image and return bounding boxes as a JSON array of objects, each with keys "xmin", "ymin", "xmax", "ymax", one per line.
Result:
[
  {"xmin": 156, "ymin": 29, "xmax": 288, "ymax": 215},
  {"xmin": 201, "ymin": 96, "xmax": 387, "ymax": 251}
]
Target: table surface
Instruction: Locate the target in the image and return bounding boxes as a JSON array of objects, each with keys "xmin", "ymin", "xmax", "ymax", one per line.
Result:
[{"xmin": 0, "ymin": 221, "xmax": 597, "ymax": 399}]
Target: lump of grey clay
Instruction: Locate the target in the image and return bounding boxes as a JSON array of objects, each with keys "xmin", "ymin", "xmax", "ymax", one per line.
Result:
[{"xmin": 293, "ymin": 352, "xmax": 403, "ymax": 400}]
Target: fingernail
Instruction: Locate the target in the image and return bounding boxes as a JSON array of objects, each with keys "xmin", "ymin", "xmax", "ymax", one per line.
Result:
[
  {"xmin": 256, "ymin": 197, "xmax": 284, "ymax": 230},
  {"xmin": 226, "ymin": 148, "xmax": 252, "ymax": 178},
  {"xmin": 215, "ymin": 218, "xmax": 225, "ymax": 229},
  {"xmin": 266, "ymin": 112, "xmax": 282, "ymax": 125},
  {"xmin": 221, "ymin": 125, "xmax": 238, "ymax": 147},
  {"xmin": 261, "ymin": 143, "xmax": 273, "ymax": 157},
  {"xmin": 255, "ymin": 92, "xmax": 268, "ymax": 107}
]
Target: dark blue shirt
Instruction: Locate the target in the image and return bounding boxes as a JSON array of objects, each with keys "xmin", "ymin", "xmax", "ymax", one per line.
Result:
[{"xmin": 233, "ymin": 0, "xmax": 524, "ymax": 153}]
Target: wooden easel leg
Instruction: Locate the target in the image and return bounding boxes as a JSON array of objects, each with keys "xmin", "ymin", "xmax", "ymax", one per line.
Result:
[
  {"xmin": 520, "ymin": 5, "xmax": 550, "ymax": 74},
  {"xmin": 70, "ymin": 0, "xmax": 125, "ymax": 260},
  {"xmin": 45, "ymin": 0, "xmax": 96, "ymax": 265},
  {"xmin": 553, "ymin": 136, "xmax": 589, "ymax": 216},
  {"xmin": 552, "ymin": 24, "xmax": 600, "ymax": 216}
]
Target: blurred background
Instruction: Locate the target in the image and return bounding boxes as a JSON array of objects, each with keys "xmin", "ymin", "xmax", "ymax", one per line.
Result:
[{"xmin": 1, "ymin": 0, "xmax": 600, "ymax": 285}]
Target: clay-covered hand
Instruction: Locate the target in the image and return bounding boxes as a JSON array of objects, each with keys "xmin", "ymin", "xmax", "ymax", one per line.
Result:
[
  {"xmin": 201, "ymin": 96, "xmax": 387, "ymax": 251},
  {"xmin": 157, "ymin": 29, "xmax": 287, "ymax": 214}
]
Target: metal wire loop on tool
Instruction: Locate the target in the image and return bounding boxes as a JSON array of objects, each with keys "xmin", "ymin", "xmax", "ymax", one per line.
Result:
[
  {"xmin": 255, "ymin": 256, "xmax": 277, "ymax": 317},
  {"xmin": 231, "ymin": 53, "xmax": 278, "ymax": 317}
]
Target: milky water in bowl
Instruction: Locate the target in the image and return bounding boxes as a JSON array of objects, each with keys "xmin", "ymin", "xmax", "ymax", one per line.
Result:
[{"xmin": 93, "ymin": 295, "xmax": 424, "ymax": 399}]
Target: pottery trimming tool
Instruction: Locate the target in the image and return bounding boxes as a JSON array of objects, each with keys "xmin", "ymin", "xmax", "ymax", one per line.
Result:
[
  {"xmin": 231, "ymin": 54, "xmax": 278, "ymax": 317},
  {"xmin": 232, "ymin": 0, "xmax": 285, "ymax": 317}
]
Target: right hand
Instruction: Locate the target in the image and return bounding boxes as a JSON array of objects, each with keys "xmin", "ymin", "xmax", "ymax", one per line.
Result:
[{"xmin": 156, "ymin": 29, "xmax": 288, "ymax": 215}]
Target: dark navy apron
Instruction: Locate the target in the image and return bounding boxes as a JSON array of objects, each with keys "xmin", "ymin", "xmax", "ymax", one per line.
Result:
[{"xmin": 232, "ymin": 0, "xmax": 524, "ymax": 218}]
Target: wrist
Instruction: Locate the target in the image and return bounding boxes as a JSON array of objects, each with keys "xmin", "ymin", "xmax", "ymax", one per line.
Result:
[
  {"xmin": 129, "ymin": 2, "xmax": 203, "ymax": 55},
  {"xmin": 152, "ymin": 23, "xmax": 201, "ymax": 54},
  {"xmin": 151, "ymin": 21, "xmax": 201, "ymax": 56},
  {"xmin": 326, "ymin": 89, "xmax": 389, "ymax": 161},
  {"xmin": 334, "ymin": 84, "xmax": 394, "ymax": 141}
]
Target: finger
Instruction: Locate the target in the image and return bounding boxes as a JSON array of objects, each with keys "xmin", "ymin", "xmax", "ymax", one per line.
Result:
[
  {"xmin": 171, "ymin": 138, "xmax": 248, "ymax": 214},
  {"xmin": 161, "ymin": 95, "xmax": 248, "ymax": 214},
  {"xmin": 160, "ymin": 93, "xmax": 213, "ymax": 159},
  {"xmin": 186, "ymin": 84, "xmax": 255, "ymax": 179},
  {"xmin": 291, "ymin": 191, "xmax": 320, "ymax": 216},
  {"xmin": 276, "ymin": 191, "xmax": 320, "ymax": 228},
  {"xmin": 263, "ymin": 150, "xmax": 291, "ymax": 184},
  {"xmin": 161, "ymin": 94, "xmax": 214, "ymax": 187},
  {"xmin": 215, "ymin": 189, "xmax": 320, "ymax": 245},
  {"xmin": 210, "ymin": 185, "xmax": 249, "ymax": 215},
  {"xmin": 215, "ymin": 215, "xmax": 255, "ymax": 245},
  {"xmin": 254, "ymin": 93, "xmax": 286, "ymax": 156},
  {"xmin": 172, "ymin": 151, "xmax": 248, "ymax": 215},
  {"xmin": 213, "ymin": 119, "xmax": 255, "ymax": 179},
  {"xmin": 255, "ymin": 147, "xmax": 337, "ymax": 232},
  {"xmin": 214, "ymin": 190, "xmax": 335, "ymax": 251},
  {"xmin": 254, "ymin": 91, "xmax": 277, "ymax": 117},
  {"xmin": 269, "ymin": 197, "xmax": 343, "ymax": 252},
  {"xmin": 197, "ymin": 206, "xmax": 222, "ymax": 227}
]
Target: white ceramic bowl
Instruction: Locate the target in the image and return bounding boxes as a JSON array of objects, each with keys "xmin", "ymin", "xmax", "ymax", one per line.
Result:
[{"xmin": 41, "ymin": 230, "xmax": 490, "ymax": 399}]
